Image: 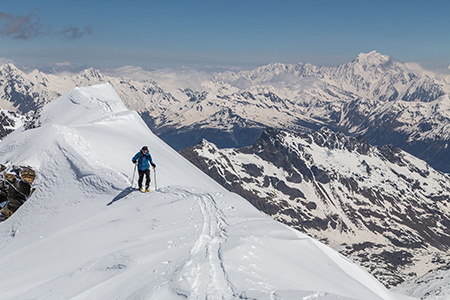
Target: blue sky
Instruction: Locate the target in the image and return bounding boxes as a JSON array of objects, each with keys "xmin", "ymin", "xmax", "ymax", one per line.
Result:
[{"xmin": 1, "ymin": 0, "xmax": 449, "ymax": 71}]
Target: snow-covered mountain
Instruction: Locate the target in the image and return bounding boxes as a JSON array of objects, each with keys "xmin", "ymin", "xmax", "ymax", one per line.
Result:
[
  {"xmin": 0, "ymin": 63, "xmax": 178, "ymax": 114},
  {"xmin": 207, "ymin": 52, "xmax": 450, "ymax": 171},
  {"xmin": 180, "ymin": 127, "xmax": 450, "ymax": 291},
  {"xmin": 212, "ymin": 51, "xmax": 448, "ymax": 102},
  {"xmin": 0, "ymin": 83, "xmax": 413, "ymax": 300},
  {"xmin": 2, "ymin": 52, "xmax": 450, "ymax": 173}
]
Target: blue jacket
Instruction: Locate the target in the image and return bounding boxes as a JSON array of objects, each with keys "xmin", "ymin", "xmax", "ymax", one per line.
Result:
[{"xmin": 132, "ymin": 150, "xmax": 155, "ymax": 171}]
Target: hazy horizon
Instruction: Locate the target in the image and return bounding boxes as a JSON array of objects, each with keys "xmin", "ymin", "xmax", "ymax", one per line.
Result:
[{"xmin": 1, "ymin": 1, "xmax": 449, "ymax": 72}]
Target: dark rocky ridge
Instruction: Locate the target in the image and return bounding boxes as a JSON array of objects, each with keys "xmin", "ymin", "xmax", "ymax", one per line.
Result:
[{"xmin": 180, "ymin": 127, "xmax": 450, "ymax": 287}]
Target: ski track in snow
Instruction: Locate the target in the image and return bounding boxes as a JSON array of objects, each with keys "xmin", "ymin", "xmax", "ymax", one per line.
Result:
[{"xmin": 163, "ymin": 188, "xmax": 235, "ymax": 299}]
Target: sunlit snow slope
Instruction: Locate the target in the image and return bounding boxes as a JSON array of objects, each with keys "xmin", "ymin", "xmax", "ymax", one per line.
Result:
[{"xmin": 0, "ymin": 84, "xmax": 411, "ymax": 300}]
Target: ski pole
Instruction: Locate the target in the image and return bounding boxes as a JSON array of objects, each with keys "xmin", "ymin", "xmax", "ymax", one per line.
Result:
[
  {"xmin": 131, "ymin": 163, "xmax": 137, "ymax": 190},
  {"xmin": 153, "ymin": 167, "xmax": 157, "ymax": 191}
]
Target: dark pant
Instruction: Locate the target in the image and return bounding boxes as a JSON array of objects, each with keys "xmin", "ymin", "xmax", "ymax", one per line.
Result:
[{"xmin": 138, "ymin": 169, "xmax": 150, "ymax": 189}]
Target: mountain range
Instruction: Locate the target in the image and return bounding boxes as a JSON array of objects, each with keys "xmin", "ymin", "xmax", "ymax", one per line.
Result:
[{"xmin": 1, "ymin": 51, "xmax": 450, "ymax": 173}]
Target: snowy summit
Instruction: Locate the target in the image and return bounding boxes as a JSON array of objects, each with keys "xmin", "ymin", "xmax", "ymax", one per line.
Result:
[{"xmin": 0, "ymin": 84, "xmax": 411, "ymax": 299}]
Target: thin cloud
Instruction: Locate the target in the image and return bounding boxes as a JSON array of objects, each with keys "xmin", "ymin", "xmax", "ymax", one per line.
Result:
[
  {"xmin": 0, "ymin": 10, "xmax": 49, "ymax": 40},
  {"xmin": 0, "ymin": 10, "xmax": 93, "ymax": 41},
  {"xmin": 61, "ymin": 25, "xmax": 93, "ymax": 39},
  {"xmin": 56, "ymin": 61, "xmax": 71, "ymax": 67}
]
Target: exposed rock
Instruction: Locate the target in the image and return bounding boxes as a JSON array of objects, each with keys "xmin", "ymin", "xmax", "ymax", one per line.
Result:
[
  {"xmin": 0, "ymin": 165, "xmax": 36, "ymax": 221},
  {"xmin": 23, "ymin": 109, "xmax": 42, "ymax": 131}
]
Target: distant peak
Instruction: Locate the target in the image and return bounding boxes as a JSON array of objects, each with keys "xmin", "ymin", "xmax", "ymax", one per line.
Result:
[
  {"xmin": 0, "ymin": 63, "xmax": 19, "ymax": 71},
  {"xmin": 255, "ymin": 62, "xmax": 289, "ymax": 72},
  {"xmin": 354, "ymin": 51, "xmax": 391, "ymax": 65},
  {"xmin": 83, "ymin": 67, "xmax": 100, "ymax": 73},
  {"xmin": 80, "ymin": 67, "xmax": 103, "ymax": 78}
]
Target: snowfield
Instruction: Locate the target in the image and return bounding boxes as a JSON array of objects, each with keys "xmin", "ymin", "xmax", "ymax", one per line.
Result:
[{"xmin": 0, "ymin": 84, "xmax": 414, "ymax": 299}]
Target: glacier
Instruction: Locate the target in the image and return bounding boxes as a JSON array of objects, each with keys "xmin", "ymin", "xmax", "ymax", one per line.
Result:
[{"xmin": 0, "ymin": 83, "xmax": 414, "ymax": 299}]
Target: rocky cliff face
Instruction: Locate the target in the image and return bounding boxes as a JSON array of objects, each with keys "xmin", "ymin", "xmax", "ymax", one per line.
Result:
[
  {"xmin": 180, "ymin": 127, "xmax": 450, "ymax": 287},
  {"xmin": 0, "ymin": 165, "xmax": 35, "ymax": 221}
]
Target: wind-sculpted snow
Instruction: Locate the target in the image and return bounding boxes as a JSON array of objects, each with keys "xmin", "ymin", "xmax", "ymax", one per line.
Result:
[{"xmin": 0, "ymin": 84, "xmax": 408, "ymax": 299}]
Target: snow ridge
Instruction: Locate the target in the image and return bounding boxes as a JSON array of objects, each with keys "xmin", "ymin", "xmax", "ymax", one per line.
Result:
[{"xmin": 0, "ymin": 84, "xmax": 406, "ymax": 299}]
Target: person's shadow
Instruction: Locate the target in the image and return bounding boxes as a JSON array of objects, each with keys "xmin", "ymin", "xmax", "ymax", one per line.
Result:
[{"xmin": 107, "ymin": 187, "xmax": 136, "ymax": 206}]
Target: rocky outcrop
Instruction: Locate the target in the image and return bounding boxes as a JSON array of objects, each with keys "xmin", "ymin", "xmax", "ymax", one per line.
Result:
[{"xmin": 0, "ymin": 165, "xmax": 35, "ymax": 221}]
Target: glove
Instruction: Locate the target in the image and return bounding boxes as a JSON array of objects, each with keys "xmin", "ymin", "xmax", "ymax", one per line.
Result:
[
  {"xmin": 132, "ymin": 160, "xmax": 137, "ymax": 164},
  {"xmin": 152, "ymin": 163, "xmax": 156, "ymax": 168}
]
